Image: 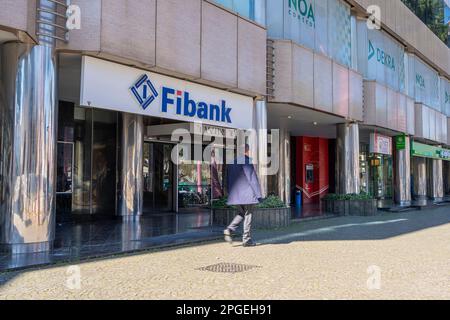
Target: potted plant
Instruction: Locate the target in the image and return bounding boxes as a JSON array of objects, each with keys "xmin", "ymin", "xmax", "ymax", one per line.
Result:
[
  {"xmin": 322, "ymin": 193, "xmax": 348, "ymax": 215},
  {"xmin": 322, "ymin": 193, "xmax": 377, "ymax": 216},
  {"xmin": 213, "ymin": 195, "xmax": 290, "ymax": 229}
]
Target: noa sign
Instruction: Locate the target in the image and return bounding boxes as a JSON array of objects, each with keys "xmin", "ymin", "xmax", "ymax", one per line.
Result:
[
  {"xmin": 416, "ymin": 74, "xmax": 426, "ymax": 89},
  {"xmin": 288, "ymin": 0, "xmax": 315, "ymax": 28}
]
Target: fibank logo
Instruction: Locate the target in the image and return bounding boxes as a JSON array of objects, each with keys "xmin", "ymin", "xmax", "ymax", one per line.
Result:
[
  {"xmin": 162, "ymin": 88, "xmax": 232, "ymax": 124},
  {"xmin": 416, "ymin": 74, "xmax": 425, "ymax": 89},
  {"xmin": 368, "ymin": 40, "xmax": 395, "ymax": 71},
  {"xmin": 130, "ymin": 75, "xmax": 159, "ymax": 110},
  {"xmin": 288, "ymin": 0, "xmax": 315, "ymax": 28},
  {"xmin": 130, "ymin": 75, "xmax": 233, "ymax": 124}
]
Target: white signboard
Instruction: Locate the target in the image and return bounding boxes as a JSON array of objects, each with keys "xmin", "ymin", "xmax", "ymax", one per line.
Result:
[
  {"xmin": 370, "ymin": 133, "xmax": 392, "ymax": 155},
  {"xmin": 80, "ymin": 56, "xmax": 254, "ymax": 130}
]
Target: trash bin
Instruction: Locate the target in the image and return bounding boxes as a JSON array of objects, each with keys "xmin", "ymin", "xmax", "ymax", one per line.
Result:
[{"xmin": 295, "ymin": 190, "xmax": 302, "ymax": 209}]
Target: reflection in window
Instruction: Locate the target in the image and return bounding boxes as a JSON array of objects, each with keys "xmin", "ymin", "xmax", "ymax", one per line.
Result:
[
  {"xmin": 178, "ymin": 145, "xmax": 226, "ymax": 211},
  {"xmin": 212, "ymin": 0, "xmax": 265, "ymax": 25},
  {"xmin": 72, "ymin": 107, "xmax": 92, "ymax": 214},
  {"xmin": 91, "ymin": 109, "xmax": 117, "ymax": 215},
  {"xmin": 57, "ymin": 142, "xmax": 74, "ymax": 193}
]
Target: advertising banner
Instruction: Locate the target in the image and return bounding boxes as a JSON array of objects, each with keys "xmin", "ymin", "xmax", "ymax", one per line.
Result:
[
  {"xmin": 407, "ymin": 55, "xmax": 440, "ymax": 111},
  {"xmin": 267, "ymin": 0, "xmax": 351, "ymax": 67},
  {"xmin": 370, "ymin": 133, "xmax": 392, "ymax": 155},
  {"xmin": 358, "ymin": 21, "xmax": 405, "ymax": 93},
  {"xmin": 441, "ymin": 77, "xmax": 450, "ymax": 116}
]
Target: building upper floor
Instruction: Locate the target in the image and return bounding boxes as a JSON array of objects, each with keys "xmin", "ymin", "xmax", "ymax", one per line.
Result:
[
  {"xmin": 1, "ymin": 0, "xmax": 450, "ymax": 143},
  {"xmin": 0, "ymin": 0, "xmax": 267, "ymax": 98},
  {"xmin": 265, "ymin": 0, "xmax": 450, "ymax": 141}
]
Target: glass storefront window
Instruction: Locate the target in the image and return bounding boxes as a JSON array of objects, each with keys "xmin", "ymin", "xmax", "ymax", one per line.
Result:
[
  {"xmin": 212, "ymin": 0, "xmax": 265, "ymax": 25},
  {"xmin": 72, "ymin": 107, "xmax": 92, "ymax": 215},
  {"xmin": 91, "ymin": 109, "xmax": 117, "ymax": 215},
  {"xmin": 177, "ymin": 144, "xmax": 226, "ymax": 211},
  {"xmin": 143, "ymin": 142, "xmax": 174, "ymax": 213},
  {"xmin": 57, "ymin": 102, "xmax": 76, "ymax": 216},
  {"xmin": 360, "ymin": 143, "xmax": 393, "ymax": 201},
  {"xmin": 444, "ymin": 161, "xmax": 450, "ymax": 198},
  {"xmin": 57, "ymin": 104, "xmax": 118, "ymax": 217}
]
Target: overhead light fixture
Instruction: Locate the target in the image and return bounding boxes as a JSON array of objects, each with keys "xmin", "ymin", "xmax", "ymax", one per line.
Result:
[
  {"xmin": 287, "ymin": 116, "xmax": 293, "ymax": 119},
  {"xmin": 313, "ymin": 122, "xmax": 318, "ymax": 126}
]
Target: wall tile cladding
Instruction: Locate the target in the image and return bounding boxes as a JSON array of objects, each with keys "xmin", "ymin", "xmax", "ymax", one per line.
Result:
[
  {"xmin": 271, "ymin": 40, "xmax": 363, "ymax": 122},
  {"xmin": 56, "ymin": 0, "xmax": 266, "ymax": 96},
  {"xmin": 363, "ymin": 81, "xmax": 415, "ymax": 135},
  {"xmin": 0, "ymin": 0, "xmax": 36, "ymax": 40},
  {"xmin": 414, "ymin": 103, "xmax": 448, "ymax": 144}
]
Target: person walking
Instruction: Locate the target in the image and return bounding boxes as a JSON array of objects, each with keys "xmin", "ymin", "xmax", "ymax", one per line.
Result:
[{"xmin": 224, "ymin": 144, "xmax": 262, "ymax": 247}]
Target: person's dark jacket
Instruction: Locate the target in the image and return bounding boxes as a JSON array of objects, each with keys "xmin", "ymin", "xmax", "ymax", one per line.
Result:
[{"xmin": 226, "ymin": 156, "xmax": 262, "ymax": 205}]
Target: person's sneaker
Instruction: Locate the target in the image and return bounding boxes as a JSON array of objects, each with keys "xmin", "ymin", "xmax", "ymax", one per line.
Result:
[
  {"xmin": 223, "ymin": 229, "xmax": 233, "ymax": 244},
  {"xmin": 243, "ymin": 240, "xmax": 257, "ymax": 247}
]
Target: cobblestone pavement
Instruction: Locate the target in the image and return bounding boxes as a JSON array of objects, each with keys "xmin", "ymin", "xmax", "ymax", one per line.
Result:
[{"xmin": 1, "ymin": 208, "xmax": 450, "ymax": 300}]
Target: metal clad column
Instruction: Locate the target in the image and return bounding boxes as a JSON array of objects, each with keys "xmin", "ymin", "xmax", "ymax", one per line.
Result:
[
  {"xmin": 429, "ymin": 157, "xmax": 444, "ymax": 202},
  {"xmin": 0, "ymin": 0, "xmax": 58, "ymax": 254},
  {"xmin": 255, "ymin": 100, "xmax": 268, "ymax": 198},
  {"xmin": 395, "ymin": 136, "xmax": 412, "ymax": 206},
  {"xmin": 412, "ymin": 157, "xmax": 427, "ymax": 205},
  {"xmin": 119, "ymin": 113, "xmax": 144, "ymax": 218},
  {"xmin": 336, "ymin": 123, "xmax": 360, "ymax": 194},
  {"xmin": 277, "ymin": 128, "xmax": 291, "ymax": 205}
]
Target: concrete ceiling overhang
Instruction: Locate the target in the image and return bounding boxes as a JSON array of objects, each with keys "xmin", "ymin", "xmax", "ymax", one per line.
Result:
[
  {"xmin": 267, "ymin": 103, "xmax": 348, "ymax": 139},
  {"xmin": 0, "ymin": 29, "xmax": 18, "ymax": 44}
]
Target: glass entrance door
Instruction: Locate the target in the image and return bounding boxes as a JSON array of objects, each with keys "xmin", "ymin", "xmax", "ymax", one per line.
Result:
[
  {"xmin": 368, "ymin": 154, "xmax": 393, "ymax": 201},
  {"xmin": 143, "ymin": 142, "xmax": 174, "ymax": 213}
]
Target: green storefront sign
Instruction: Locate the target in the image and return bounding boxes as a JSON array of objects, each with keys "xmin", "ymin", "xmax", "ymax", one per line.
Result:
[
  {"xmin": 411, "ymin": 141, "xmax": 450, "ymax": 161},
  {"xmin": 395, "ymin": 135, "xmax": 406, "ymax": 150}
]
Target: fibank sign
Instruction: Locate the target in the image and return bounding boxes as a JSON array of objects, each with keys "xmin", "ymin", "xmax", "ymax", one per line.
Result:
[
  {"xmin": 80, "ymin": 56, "xmax": 253, "ymax": 130},
  {"xmin": 288, "ymin": 0, "xmax": 315, "ymax": 28},
  {"xmin": 368, "ymin": 40, "xmax": 395, "ymax": 71},
  {"xmin": 130, "ymin": 75, "xmax": 232, "ymax": 124}
]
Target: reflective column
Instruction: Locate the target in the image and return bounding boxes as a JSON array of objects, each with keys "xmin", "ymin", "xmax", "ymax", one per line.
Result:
[
  {"xmin": 0, "ymin": 44, "xmax": 57, "ymax": 253},
  {"xmin": 336, "ymin": 123, "xmax": 360, "ymax": 194},
  {"xmin": 119, "ymin": 113, "xmax": 144, "ymax": 218},
  {"xmin": 395, "ymin": 136, "xmax": 412, "ymax": 207},
  {"xmin": 0, "ymin": 0, "xmax": 60, "ymax": 253},
  {"xmin": 412, "ymin": 157, "xmax": 427, "ymax": 206},
  {"xmin": 277, "ymin": 127, "xmax": 291, "ymax": 205},
  {"xmin": 428, "ymin": 157, "xmax": 444, "ymax": 202},
  {"xmin": 255, "ymin": 100, "xmax": 268, "ymax": 198}
]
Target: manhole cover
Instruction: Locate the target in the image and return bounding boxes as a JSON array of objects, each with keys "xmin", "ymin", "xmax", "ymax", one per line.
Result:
[{"xmin": 197, "ymin": 262, "xmax": 261, "ymax": 274}]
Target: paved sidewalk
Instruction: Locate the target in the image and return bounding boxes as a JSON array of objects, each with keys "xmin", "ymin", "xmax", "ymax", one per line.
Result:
[{"xmin": 1, "ymin": 208, "xmax": 450, "ymax": 300}]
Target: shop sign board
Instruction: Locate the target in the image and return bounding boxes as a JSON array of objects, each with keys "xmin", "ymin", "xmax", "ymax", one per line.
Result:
[
  {"xmin": 395, "ymin": 135, "xmax": 406, "ymax": 150},
  {"xmin": 80, "ymin": 56, "xmax": 254, "ymax": 130},
  {"xmin": 411, "ymin": 141, "xmax": 450, "ymax": 161},
  {"xmin": 370, "ymin": 133, "xmax": 392, "ymax": 155}
]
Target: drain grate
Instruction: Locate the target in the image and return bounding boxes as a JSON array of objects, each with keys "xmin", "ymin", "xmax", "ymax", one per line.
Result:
[{"xmin": 197, "ymin": 262, "xmax": 261, "ymax": 274}]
